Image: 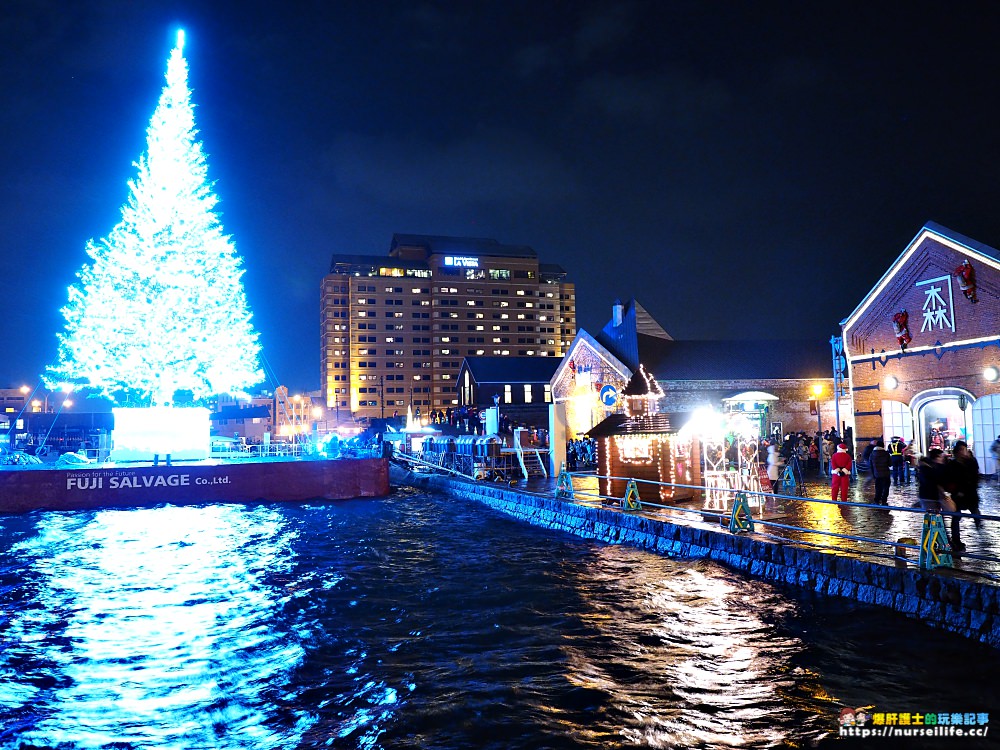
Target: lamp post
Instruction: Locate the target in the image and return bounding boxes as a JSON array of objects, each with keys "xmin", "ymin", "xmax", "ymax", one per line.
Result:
[{"xmin": 811, "ymin": 383, "xmax": 826, "ymax": 477}]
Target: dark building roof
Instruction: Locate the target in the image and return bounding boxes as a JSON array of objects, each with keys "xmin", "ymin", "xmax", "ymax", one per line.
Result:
[
  {"xmin": 390, "ymin": 234, "xmax": 538, "ymax": 259},
  {"xmin": 840, "ymin": 221, "xmax": 1000, "ymax": 327},
  {"xmin": 586, "ymin": 412, "xmax": 690, "ymax": 438},
  {"xmin": 539, "ymin": 262, "xmax": 569, "ymax": 276},
  {"xmin": 23, "ymin": 412, "xmax": 115, "ymax": 430},
  {"xmin": 212, "ymin": 405, "xmax": 271, "ymax": 420},
  {"xmin": 460, "ymin": 356, "xmax": 560, "ymax": 384},
  {"xmin": 597, "ymin": 299, "xmax": 673, "ymax": 371},
  {"xmin": 328, "ymin": 254, "xmax": 430, "ymax": 274},
  {"xmin": 636, "ymin": 335, "xmax": 831, "ymax": 381},
  {"xmin": 923, "ymin": 220, "xmax": 1000, "ymax": 263}
]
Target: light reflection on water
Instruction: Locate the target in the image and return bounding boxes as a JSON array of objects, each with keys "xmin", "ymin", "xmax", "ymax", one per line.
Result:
[
  {"xmin": 0, "ymin": 505, "xmax": 310, "ymax": 749},
  {"xmin": 1, "ymin": 490, "xmax": 999, "ymax": 749},
  {"xmin": 559, "ymin": 547, "xmax": 810, "ymax": 748}
]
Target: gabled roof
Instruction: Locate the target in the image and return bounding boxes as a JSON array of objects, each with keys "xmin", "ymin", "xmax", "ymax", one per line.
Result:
[
  {"xmin": 841, "ymin": 221, "xmax": 1000, "ymax": 331},
  {"xmin": 637, "ymin": 336, "xmax": 831, "ymax": 381},
  {"xmin": 390, "ymin": 234, "xmax": 538, "ymax": 259},
  {"xmin": 586, "ymin": 412, "xmax": 690, "ymax": 438},
  {"xmin": 551, "ymin": 329, "xmax": 632, "ymax": 387},
  {"xmin": 623, "ymin": 363, "xmax": 665, "ymax": 397},
  {"xmin": 459, "ymin": 356, "xmax": 560, "ymax": 384}
]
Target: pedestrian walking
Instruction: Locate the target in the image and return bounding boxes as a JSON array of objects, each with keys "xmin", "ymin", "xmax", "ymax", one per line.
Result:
[
  {"xmin": 766, "ymin": 441, "xmax": 781, "ymax": 492},
  {"xmin": 861, "ymin": 439, "xmax": 876, "ymax": 467},
  {"xmin": 916, "ymin": 448, "xmax": 958, "ymax": 548},
  {"xmin": 869, "ymin": 438, "xmax": 891, "ymax": 505},
  {"xmin": 888, "ymin": 436, "xmax": 906, "ymax": 487},
  {"xmin": 990, "ymin": 434, "xmax": 1000, "ymax": 481},
  {"xmin": 821, "ymin": 438, "xmax": 832, "ymax": 475},
  {"xmin": 830, "ymin": 443, "xmax": 852, "ymax": 503},
  {"xmin": 947, "ymin": 441, "xmax": 982, "ymax": 552}
]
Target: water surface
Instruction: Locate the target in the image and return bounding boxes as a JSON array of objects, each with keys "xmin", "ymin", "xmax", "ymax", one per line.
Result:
[{"xmin": 0, "ymin": 488, "xmax": 996, "ymax": 748}]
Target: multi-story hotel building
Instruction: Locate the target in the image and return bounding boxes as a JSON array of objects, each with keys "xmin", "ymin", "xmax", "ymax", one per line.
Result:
[{"xmin": 322, "ymin": 234, "xmax": 576, "ymax": 421}]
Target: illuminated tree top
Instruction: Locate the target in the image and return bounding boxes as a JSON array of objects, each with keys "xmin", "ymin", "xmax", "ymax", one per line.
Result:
[{"xmin": 50, "ymin": 30, "xmax": 264, "ymax": 405}]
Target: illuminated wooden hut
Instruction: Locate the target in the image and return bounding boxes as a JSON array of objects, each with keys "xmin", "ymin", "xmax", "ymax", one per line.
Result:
[{"xmin": 587, "ymin": 365, "xmax": 700, "ymax": 503}]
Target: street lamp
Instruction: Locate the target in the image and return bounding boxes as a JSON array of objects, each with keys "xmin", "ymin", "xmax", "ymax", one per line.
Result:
[{"xmin": 811, "ymin": 383, "xmax": 826, "ymax": 477}]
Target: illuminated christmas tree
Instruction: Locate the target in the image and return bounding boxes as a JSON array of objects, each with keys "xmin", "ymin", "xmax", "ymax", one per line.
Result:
[{"xmin": 50, "ymin": 30, "xmax": 263, "ymax": 405}]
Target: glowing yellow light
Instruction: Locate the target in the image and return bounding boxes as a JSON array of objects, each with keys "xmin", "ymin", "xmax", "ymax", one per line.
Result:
[
  {"xmin": 680, "ymin": 406, "xmax": 725, "ymax": 441},
  {"xmin": 811, "ymin": 384, "xmax": 823, "ymax": 397}
]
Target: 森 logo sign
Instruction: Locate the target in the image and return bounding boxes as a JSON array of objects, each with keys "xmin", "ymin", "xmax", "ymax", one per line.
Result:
[{"xmin": 916, "ymin": 275, "xmax": 955, "ymax": 334}]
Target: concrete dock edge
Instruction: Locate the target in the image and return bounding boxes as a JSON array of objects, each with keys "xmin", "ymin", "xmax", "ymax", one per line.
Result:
[{"xmin": 395, "ymin": 467, "xmax": 1000, "ymax": 649}]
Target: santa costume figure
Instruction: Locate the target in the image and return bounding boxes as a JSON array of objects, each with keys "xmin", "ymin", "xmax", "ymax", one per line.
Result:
[
  {"xmin": 830, "ymin": 443, "xmax": 853, "ymax": 502},
  {"xmin": 892, "ymin": 310, "xmax": 912, "ymax": 350},
  {"xmin": 954, "ymin": 260, "xmax": 978, "ymax": 303}
]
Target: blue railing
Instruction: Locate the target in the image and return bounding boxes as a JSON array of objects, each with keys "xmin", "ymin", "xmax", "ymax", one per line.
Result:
[{"xmin": 550, "ymin": 470, "xmax": 1000, "ymax": 577}]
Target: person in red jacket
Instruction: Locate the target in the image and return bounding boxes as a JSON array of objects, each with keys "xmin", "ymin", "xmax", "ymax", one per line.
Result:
[{"xmin": 830, "ymin": 442, "xmax": 853, "ymax": 502}]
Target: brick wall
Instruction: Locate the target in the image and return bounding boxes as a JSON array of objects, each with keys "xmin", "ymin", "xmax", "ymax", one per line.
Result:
[
  {"xmin": 843, "ymin": 229, "xmax": 1000, "ymax": 446},
  {"xmin": 844, "ymin": 234, "xmax": 1000, "ymax": 358},
  {"xmin": 659, "ymin": 378, "xmax": 838, "ymax": 436}
]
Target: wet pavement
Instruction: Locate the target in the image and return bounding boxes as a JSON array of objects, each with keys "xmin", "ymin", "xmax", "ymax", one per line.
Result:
[{"xmin": 517, "ymin": 469, "xmax": 1000, "ymax": 585}]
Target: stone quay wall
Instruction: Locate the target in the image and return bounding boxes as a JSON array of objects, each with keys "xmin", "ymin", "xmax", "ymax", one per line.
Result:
[{"xmin": 396, "ymin": 468, "xmax": 1000, "ymax": 649}]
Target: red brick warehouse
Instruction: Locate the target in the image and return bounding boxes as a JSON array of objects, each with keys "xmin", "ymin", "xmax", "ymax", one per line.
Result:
[{"xmin": 840, "ymin": 222, "xmax": 1000, "ymax": 471}]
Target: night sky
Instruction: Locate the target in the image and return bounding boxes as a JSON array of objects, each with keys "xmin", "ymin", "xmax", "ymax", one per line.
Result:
[{"xmin": 4, "ymin": 1, "xmax": 1000, "ymax": 394}]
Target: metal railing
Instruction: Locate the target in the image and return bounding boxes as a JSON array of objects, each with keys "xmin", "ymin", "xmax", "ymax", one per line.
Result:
[{"xmin": 553, "ymin": 470, "xmax": 1000, "ymax": 578}]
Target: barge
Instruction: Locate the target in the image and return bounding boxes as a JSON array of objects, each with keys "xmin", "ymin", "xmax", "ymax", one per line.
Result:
[{"xmin": 0, "ymin": 455, "xmax": 390, "ymax": 514}]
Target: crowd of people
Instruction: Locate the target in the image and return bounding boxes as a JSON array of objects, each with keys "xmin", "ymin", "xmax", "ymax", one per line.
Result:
[
  {"xmin": 770, "ymin": 431, "xmax": 989, "ymax": 553},
  {"xmin": 914, "ymin": 441, "xmax": 982, "ymax": 552},
  {"xmin": 565, "ymin": 438, "xmax": 596, "ymax": 470},
  {"xmin": 752, "ymin": 430, "xmax": 848, "ymax": 490}
]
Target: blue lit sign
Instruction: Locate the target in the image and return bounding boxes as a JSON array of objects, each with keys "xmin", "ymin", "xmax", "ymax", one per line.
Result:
[
  {"xmin": 599, "ymin": 384, "xmax": 618, "ymax": 406},
  {"xmin": 443, "ymin": 256, "xmax": 479, "ymax": 268}
]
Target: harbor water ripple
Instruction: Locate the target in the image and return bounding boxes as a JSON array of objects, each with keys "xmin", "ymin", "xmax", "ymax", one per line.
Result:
[{"xmin": 0, "ymin": 487, "xmax": 998, "ymax": 749}]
